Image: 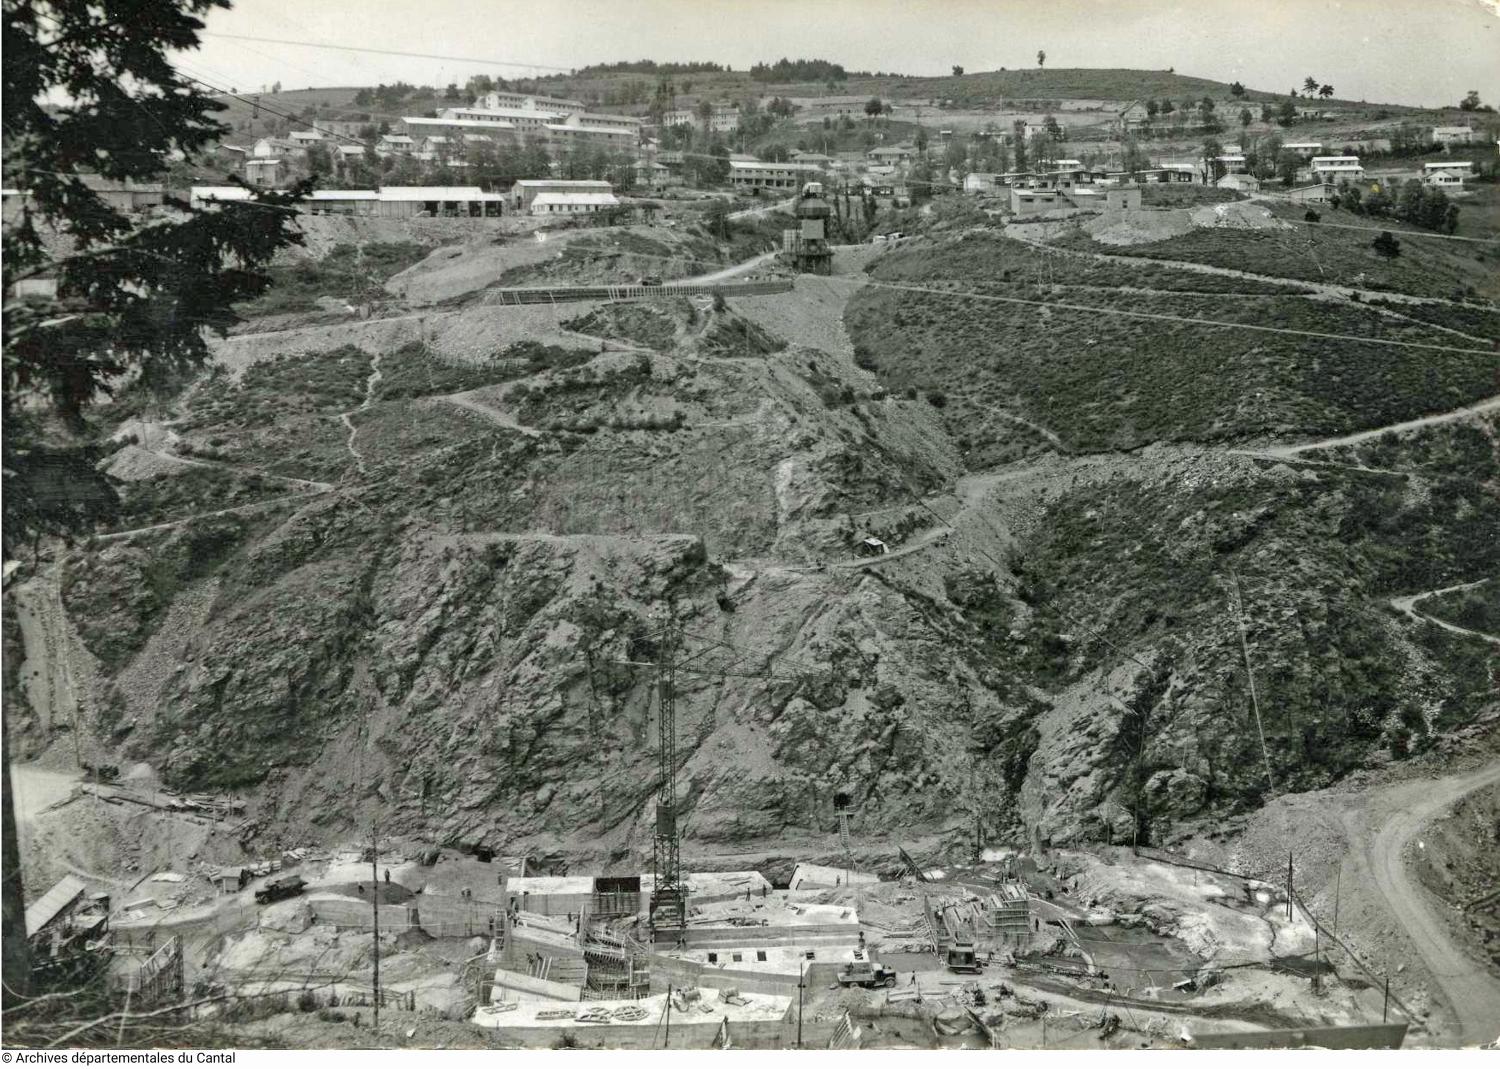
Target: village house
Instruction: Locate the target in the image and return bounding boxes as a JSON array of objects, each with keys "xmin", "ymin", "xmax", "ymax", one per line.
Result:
[
  {"xmin": 289, "ymin": 130, "xmax": 325, "ymax": 147},
  {"xmin": 376, "ymin": 133, "xmax": 416, "ymax": 157},
  {"xmin": 1283, "ymin": 141, "xmax": 1323, "ymax": 158},
  {"xmin": 244, "ymin": 157, "xmax": 283, "ymax": 186},
  {"xmin": 1309, "ymin": 155, "xmax": 1364, "ymax": 180},
  {"xmin": 1423, "ymin": 170, "xmax": 1465, "ymax": 191},
  {"xmin": 1216, "ymin": 172, "xmax": 1261, "ymax": 192},
  {"xmin": 1423, "ymin": 160, "xmax": 1475, "ymax": 179},
  {"xmin": 866, "ymin": 145, "xmax": 917, "ymax": 167},
  {"xmin": 1430, "ymin": 125, "xmax": 1474, "ymax": 146}
]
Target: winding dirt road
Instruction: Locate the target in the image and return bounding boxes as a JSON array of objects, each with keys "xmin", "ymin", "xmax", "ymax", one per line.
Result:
[{"xmin": 1362, "ymin": 761, "xmax": 1500, "ymax": 1046}]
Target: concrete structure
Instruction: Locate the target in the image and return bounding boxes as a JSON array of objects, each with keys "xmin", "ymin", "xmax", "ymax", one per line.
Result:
[
  {"xmin": 1010, "ymin": 186, "xmax": 1064, "ymax": 218},
  {"xmin": 479, "ymin": 90, "xmax": 584, "ymax": 112},
  {"xmin": 729, "ymin": 160, "xmax": 826, "ymax": 191},
  {"xmin": 1431, "ymin": 125, "xmax": 1475, "ymax": 146},
  {"xmin": 412, "ymin": 103, "xmax": 641, "ymax": 153},
  {"xmin": 529, "ymin": 191, "xmax": 621, "ymax": 216},
  {"xmin": 1104, "ymin": 186, "xmax": 1142, "ymax": 210},
  {"xmin": 985, "ymin": 882, "xmax": 1031, "ymax": 939},
  {"xmin": 787, "ymin": 863, "xmax": 879, "ymax": 891},
  {"xmin": 472, "ymin": 986, "xmax": 794, "ymax": 1049},
  {"xmin": 663, "ymin": 104, "xmax": 740, "ymax": 133}
]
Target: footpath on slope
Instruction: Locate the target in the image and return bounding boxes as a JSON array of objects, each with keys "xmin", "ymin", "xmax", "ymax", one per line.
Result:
[{"xmin": 1390, "ymin": 579, "xmax": 1500, "ymax": 647}]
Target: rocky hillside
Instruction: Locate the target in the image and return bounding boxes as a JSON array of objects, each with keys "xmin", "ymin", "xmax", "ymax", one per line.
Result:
[{"xmin": 8, "ymin": 212, "xmax": 1497, "ymax": 870}]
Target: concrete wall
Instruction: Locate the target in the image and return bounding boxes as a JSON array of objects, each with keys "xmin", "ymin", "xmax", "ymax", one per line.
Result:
[
  {"xmin": 650, "ymin": 958, "xmax": 843, "ymax": 999},
  {"xmin": 307, "ymin": 895, "xmax": 416, "ymax": 930},
  {"xmin": 669, "ymin": 923, "xmax": 864, "ymax": 949},
  {"xmin": 485, "ymin": 1010, "xmax": 794, "ymax": 1049},
  {"xmin": 489, "ymin": 967, "xmax": 581, "ymax": 1003}
]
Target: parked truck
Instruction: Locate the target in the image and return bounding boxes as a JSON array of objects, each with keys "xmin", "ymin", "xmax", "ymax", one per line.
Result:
[
  {"xmin": 837, "ymin": 949, "xmax": 899, "ymax": 989},
  {"xmin": 254, "ymin": 875, "xmax": 307, "ymax": 905}
]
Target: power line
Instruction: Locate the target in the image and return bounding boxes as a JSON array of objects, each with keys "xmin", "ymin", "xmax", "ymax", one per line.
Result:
[{"xmin": 200, "ymin": 32, "xmax": 575, "ymax": 73}]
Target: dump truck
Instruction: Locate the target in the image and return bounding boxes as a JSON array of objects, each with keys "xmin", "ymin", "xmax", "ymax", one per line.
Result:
[
  {"xmin": 837, "ymin": 950, "xmax": 898, "ymax": 988},
  {"xmin": 254, "ymin": 875, "xmax": 307, "ymax": 905}
]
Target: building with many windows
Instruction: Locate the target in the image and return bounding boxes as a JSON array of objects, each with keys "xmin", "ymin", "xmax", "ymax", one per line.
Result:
[{"xmin": 727, "ymin": 160, "xmax": 827, "ymax": 191}]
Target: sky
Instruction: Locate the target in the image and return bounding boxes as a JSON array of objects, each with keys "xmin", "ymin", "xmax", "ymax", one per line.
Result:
[{"xmin": 182, "ymin": 0, "xmax": 1500, "ymax": 111}]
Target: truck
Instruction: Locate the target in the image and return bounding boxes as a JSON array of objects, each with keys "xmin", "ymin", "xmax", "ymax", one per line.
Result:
[
  {"xmin": 945, "ymin": 941, "xmax": 983, "ymax": 974},
  {"xmin": 837, "ymin": 949, "xmax": 899, "ymax": 989},
  {"xmin": 254, "ymin": 875, "xmax": 307, "ymax": 905}
]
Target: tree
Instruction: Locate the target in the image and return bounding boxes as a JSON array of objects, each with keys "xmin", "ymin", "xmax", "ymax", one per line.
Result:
[
  {"xmin": 1239, "ymin": 107, "xmax": 1252, "ymax": 129},
  {"xmin": 1202, "ymin": 137, "xmax": 1225, "ymax": 181},
  {"xmin": 1229, "ymin": 81, "xmax": 1246, "ymax": 98},
  {"xmin": 1121, "ymin": 134, "xmax": 1148, "ymax": 177},
  {"xmin": 3, "ymin": 0, "xmax": 308, "ymax": 557},
  {"xmin": 696, "ymin": 98, "xmax": 714, "ymax": 130},
  {"xmin": 915, "ymin": 126, "xmax": 929, "ymax": 155},
  {"xmin": 1277, "ymin": 100, "xmax": 1298, "ymax": 126},
  {"xmin": 1161, "ymin": 98, "xmax": 1175, "ymax": 114},
  {"xmin": 1044, "ymin": 113, "xmax": 1062, "ymax": 141},
  {"xmin": 444, "ymin": 82, "xmax": 461, "ymax": 101},
  {"xmin": 952, "ymin": 65, "xmax": 964, "ymax": 77},
  {"xmin": 1371, "ymin": 231, "xmax": 1401, "ymax": 258},
  {"xmin": 1459, "ymin": 90, "xmax": 1481, "ymax": 111},
  {"xmin": 1037, "ymin": 50, "xmax": 1046, "ymax": 69},
  {"xmin": 1012, "ymin": 119, "xmax": 1029, "ymax": 171},
  {"xmin": 865, "ymin": 96, "xmax": 884, "ymax": 120},
  {"xmin": 1146, "ymin": 99, "xmax": 1159, "ymax": 119},
  {"xmin": 1318, "ymin": 84, "xmax": 1334, "ymax": 99},
  {"xmin": 1303, "ymin": 76, "xmax": 1319, "ymax": 95}
]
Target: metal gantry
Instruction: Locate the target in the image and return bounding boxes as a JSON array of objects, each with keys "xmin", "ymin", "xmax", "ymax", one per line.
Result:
[{"xmin": 650, "ymin": 621, "xmax": 686, "ymax": 935}]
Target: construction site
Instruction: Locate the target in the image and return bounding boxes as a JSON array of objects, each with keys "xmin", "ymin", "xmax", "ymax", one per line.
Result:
[{"xmin": 6, "ymin": 21, "xmax": 1500, "ymax": 1051}]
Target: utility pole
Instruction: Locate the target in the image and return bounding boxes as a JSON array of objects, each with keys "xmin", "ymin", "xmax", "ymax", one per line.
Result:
[
  {"xmin": 796, "ymin": 960, "xmax": 805, "ymax": 1048},
  {"xmin": 663, "ymin": 982, "xmax": 673, "ymax": 1049},
  {"xmin": 1382, "ymin": 976, "xmax": 1390, "ymax": 1022},
  {"xmin": 371, "ymin": 821, "xmax": 381, "ymax": 1035},
  {"xmin": 1333, "ymin": 868, "xmax": 1340, "ymax": 938},
  {"xmin": 1286, "ymin": 851, "xmax": 1294, "ymax": 923}
]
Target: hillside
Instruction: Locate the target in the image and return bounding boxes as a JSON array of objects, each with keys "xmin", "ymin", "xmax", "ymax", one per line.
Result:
[{"xmin": 7, "ymin": 190, "xmax": 1497, "ymax": 874}]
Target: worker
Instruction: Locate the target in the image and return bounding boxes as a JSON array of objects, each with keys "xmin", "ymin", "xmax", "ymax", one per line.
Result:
[
  {"xmin": 384, "ymin": 868, "xmax": 391, "ymax": 885},
  {"xmin": 357, "ymin": 883, "xmax": 364, "ymax": 896},
  {"xmin": 761, "ymin": 885, "xmax": 767, "ymax": 898},
  {"xmin": 745, "ymin": 890, "xmax": 752, "ymax": 902},
  {"xmin": 910, "ymin": 973, "xmax": 917, "ymax": 986}
]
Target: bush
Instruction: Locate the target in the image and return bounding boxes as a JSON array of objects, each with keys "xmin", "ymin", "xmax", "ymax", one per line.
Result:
[{"xmin": 926, "ymin": 390, "xmax": 948, "ymax": 408}]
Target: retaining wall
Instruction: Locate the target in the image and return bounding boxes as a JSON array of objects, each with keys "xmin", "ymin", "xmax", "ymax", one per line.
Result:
[{"xmin": 487, "ymin": 279, "xmax": 794, "ymax": 306}]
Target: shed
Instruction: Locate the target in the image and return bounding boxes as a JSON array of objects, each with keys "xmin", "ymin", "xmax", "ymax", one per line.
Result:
[
  {"xmin": 213, "ymin": 867, "xmax": 251, "ymax": 894},
  {"xmin": 26, "ymin": 875, "xmax": 87, "ymax": 938}
]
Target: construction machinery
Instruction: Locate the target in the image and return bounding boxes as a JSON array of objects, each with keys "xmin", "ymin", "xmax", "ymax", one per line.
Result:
[
  {"xmin": 945, "ymin": 940, "xmax": 984, "ymax": 974},
  {"xmin": 837, "ymin": 949, "xmax": 898, "ymax": 989},
  {"xmin": 254, "ymin": 875, "xmax": 307, "ymax": 905}
]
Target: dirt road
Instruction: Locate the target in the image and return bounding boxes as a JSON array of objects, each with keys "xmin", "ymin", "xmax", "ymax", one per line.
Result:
[
  {"xmin": 1390, "ymin": 579, "xmax": 1500, "ymax": 647},
  {"xmin": 1363, "ymin": 761, "xmax": 1500, "ymax": 1046},
  {"xmin": 1260, "ymin": 396, "xmax": 1500, "ymax": 457}
]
